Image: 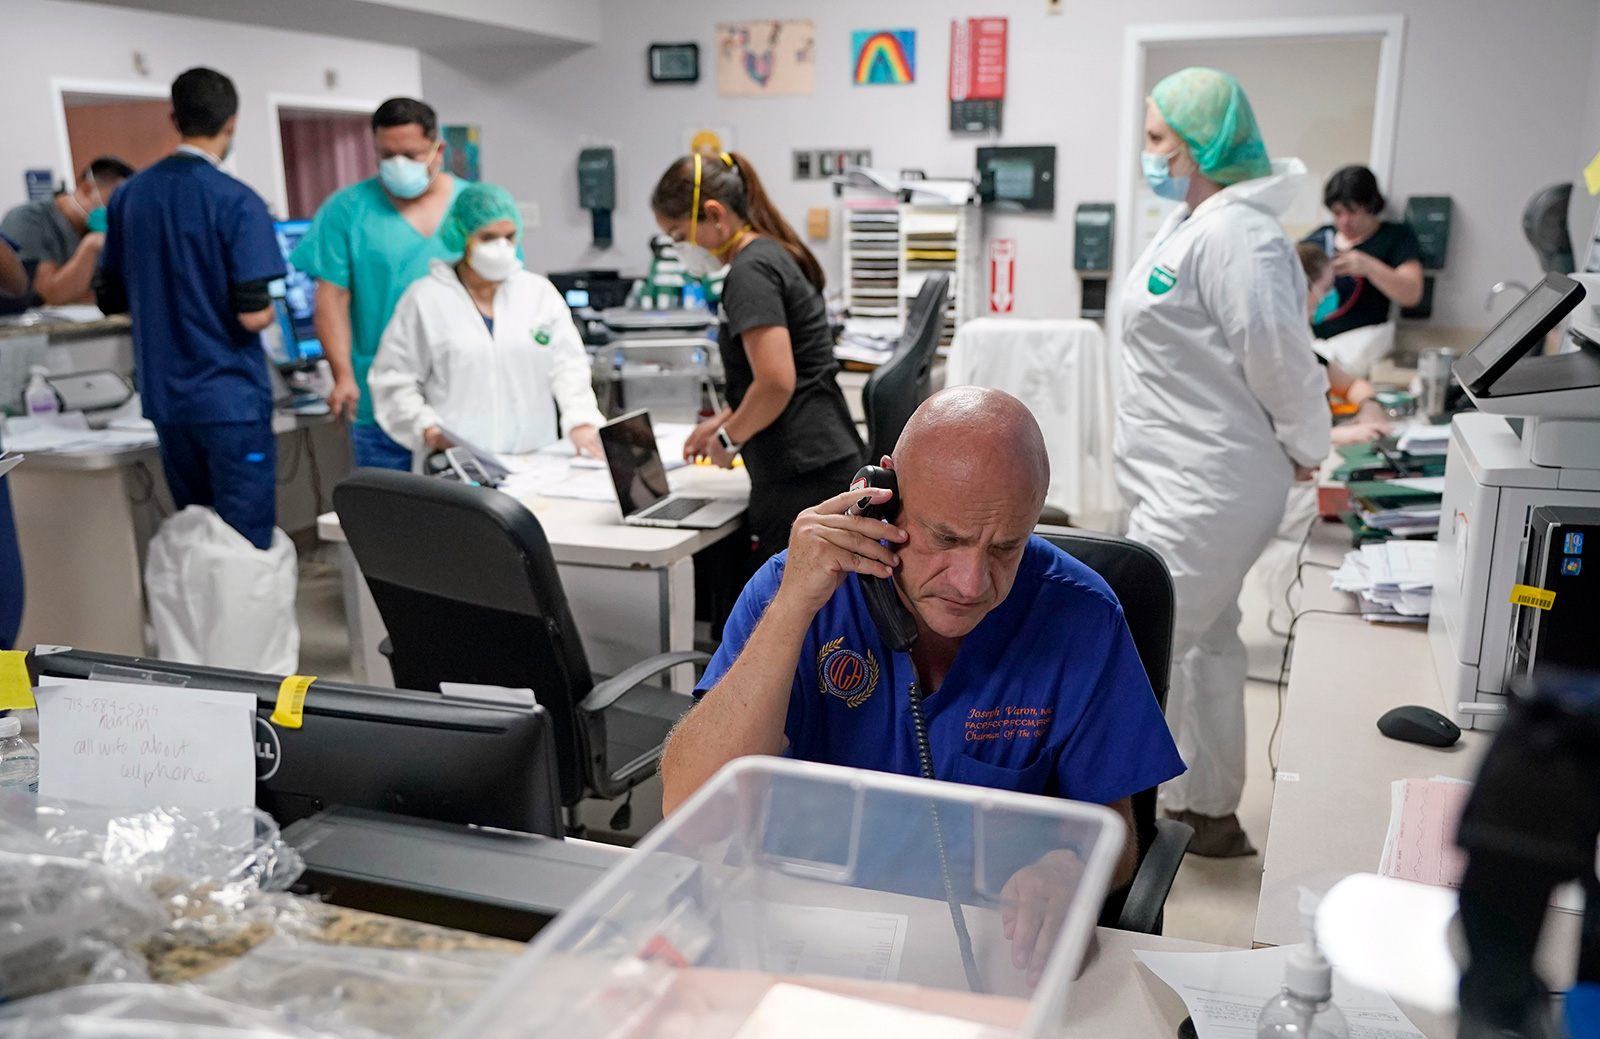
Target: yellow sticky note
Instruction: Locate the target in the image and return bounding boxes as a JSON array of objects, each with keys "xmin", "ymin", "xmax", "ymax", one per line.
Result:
[
  {"xmin": 1585, "ymin": 149, "xmax": 1600, "ymax": 197},
  {"xmin": 1509, "ymin": 584, "xmax": 1556, "ymax": 611},
  {"xmin": 269, "ymin": 675, "xmax": 317, "ymax": 729},
  {"xmin": 0, "ymin": 651, "xmax": 34, "ymax": 711}
]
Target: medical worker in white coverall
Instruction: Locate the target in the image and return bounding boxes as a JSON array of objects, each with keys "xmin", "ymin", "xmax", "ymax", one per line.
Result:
[{"xmin": 1116, "ymin": 68, "xmax": 1331, "ymax": 857}]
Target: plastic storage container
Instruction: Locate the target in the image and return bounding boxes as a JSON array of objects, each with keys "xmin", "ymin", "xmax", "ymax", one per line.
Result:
[{"xmin": 450, "ymin": 757, "xmax": 1124, "ymax": 1039}]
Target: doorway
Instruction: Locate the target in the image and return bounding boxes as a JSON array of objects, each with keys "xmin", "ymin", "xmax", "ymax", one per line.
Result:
[
  {"xmin": 277, "ymin": 108, "xmax": 377, "ymax": 220},
  {"xmin": 51, "ymin": 80, "xmax": 177, "ymax": 189},
  {"xmin": 1116, "ymin": 16, "xmax": 1406, "ymax": 279}
]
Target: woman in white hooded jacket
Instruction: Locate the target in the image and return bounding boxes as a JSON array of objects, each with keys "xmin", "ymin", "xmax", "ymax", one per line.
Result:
[
  {"xmin": 1117, "ymin": 69, "xmax": 1331, "ymax": 857},
  {"xmin": 369, "ymin": 182, "xmax": 604, "ymax": 460}
]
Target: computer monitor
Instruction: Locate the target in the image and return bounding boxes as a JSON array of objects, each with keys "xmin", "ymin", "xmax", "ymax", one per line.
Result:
[
  {"xmin": 270, "ymin": 219, "xmax": 324, "ymax": 366},
  {"xmin": 29, "ymin": 647, "xmax": 563, "ymax": 837},
  {"xmin": 1454, "ymin": 271, "xmax": 1585, "ymax": 396},
  {"xmin": 598, "ymin": 409, "xmax": 672, "ymax": 517}
]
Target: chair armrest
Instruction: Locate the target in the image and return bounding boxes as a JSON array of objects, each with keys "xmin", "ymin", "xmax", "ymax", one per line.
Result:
[
  {"xmin": 581, "ymin": 650, "xmax": 710, "ymax": 714},
  {"xmin": 1116, "ymin": 816, "xmax": 1194, "ymax": 934}
]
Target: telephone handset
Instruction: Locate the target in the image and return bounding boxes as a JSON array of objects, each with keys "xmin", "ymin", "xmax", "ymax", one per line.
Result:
[{"xmin": 848, "ymin": 465, "xmax": 919, "ymax": 653}]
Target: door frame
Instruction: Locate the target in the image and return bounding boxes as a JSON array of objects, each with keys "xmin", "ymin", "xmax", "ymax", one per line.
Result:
[
  {"xmin": 266, "ymin": 93, "xmax": 382, "ymax": 220},
  {"xmin": 1112, "ymin": 15, "xmax": 1407, "ymax": 308},
  {"xmin": 50, "ymin": 76, "xmax": 171, "ymax": 189}
]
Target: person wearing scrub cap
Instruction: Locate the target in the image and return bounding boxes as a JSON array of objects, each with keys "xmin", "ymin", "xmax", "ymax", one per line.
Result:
[
  {"xmin": 290, "ymin": 97, "xmax": 465, "ymax": 470},
  {"xmin": 368, "ymin": 182, "xmax": 604, "ymax": 461},
  {"xmin": 1117, "ymin": 67, "xmax": 1331, "ymax": 857}
]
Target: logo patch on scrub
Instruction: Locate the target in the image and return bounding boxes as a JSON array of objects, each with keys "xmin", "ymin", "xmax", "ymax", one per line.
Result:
[
  {"xmin": 817, "ymin": 637, "xmax": 879, "ymax": 708},
  {"xmin": 532, "ymin": 328, "xmax": 551, "ymax": 345},
  {"xmin": 1147, "ymin": 264, "xmax": 1178, "ymax": 295}
]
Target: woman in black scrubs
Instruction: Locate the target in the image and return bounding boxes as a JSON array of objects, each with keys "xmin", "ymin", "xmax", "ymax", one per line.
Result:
[{"xmin": 651, "ymin": 152, "xmax": 864, "ymax": 565}]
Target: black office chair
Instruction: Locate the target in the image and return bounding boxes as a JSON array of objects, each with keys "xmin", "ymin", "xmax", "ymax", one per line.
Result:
[
  {"xmin": 1035, "ymin": 525, "xmax": 1194, "ymax": 935},
  {"xmin": 332, "ymin": 468, "xmax": 705, "ymax": 815},
  {"xmin": 862, "ymin": 272, "xmax": 950, "ymax": 460}
]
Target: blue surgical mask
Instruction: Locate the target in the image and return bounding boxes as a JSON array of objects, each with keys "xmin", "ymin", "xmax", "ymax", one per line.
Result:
[
  {"xmin": 1313, "ymin": 288, "xmax": 1340, "ymax": 324},
  {"xmin": 1141, "ymin": 150, "xmax": 1190, "ymax": 202},
  {"xmin": 379, "ymin": 148, "xmax": 437, "ymax": 200}
]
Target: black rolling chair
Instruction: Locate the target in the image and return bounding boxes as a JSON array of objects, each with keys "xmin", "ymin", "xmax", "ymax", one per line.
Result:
[
  {"xmin": 332, "ymin": 468, "xmax": 705, "ymax": 816},
  {"xmin": 862, "ymin": 272, "xmax": 950, "ymax": 460},
  {"xmin": 1035, "ymin": 525, "xmax": 1193, "ymax": 934}
]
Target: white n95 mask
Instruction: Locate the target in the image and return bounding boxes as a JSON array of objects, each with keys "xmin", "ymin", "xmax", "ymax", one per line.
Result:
[
  {"xmin": 469, "ymin": 238, "xmax": 522, "ymax": 282},
  {"xmin": 675, "ymin": 241, "xmax": 724, "ymax": 279}
]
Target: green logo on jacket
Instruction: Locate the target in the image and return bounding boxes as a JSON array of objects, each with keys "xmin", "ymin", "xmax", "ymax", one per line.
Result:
[
  {"xmin": 532, "ymin": 329, "xmax": 551, "ymax": 345},
  {"xmin": 1147, "ymin": 264, "xmax": 1178, "ymax": 295}
]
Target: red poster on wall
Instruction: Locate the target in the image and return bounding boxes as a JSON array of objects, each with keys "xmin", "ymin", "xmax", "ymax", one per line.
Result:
[
  {"xmin": 989, "ymin": 238, "xmax": 1016, "ymax": 313},
  {"xmin": 949, "ymin": 18, "xmax": 1008, "ymax": 101}
]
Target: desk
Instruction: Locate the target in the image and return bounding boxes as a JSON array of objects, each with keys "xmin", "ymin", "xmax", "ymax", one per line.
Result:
[
  {"xmin": 318, "ymin": 460, "xmax": 749, "ymax": 687},
  {"xmin": 1256, "ymin": 518, "xmax": 1579, "ymax": 1007},
  {"xmin": 10, "ymin": 411, "xmax": 346, "ymax": 655}
]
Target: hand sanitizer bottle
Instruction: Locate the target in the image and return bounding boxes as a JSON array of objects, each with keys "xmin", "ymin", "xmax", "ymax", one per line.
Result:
[
  {"xmin": 25, "ymin": 366, "xmax": 58, "ymax": 416},
  {"xmin": 1257, "ymin": 891, "xmax": 1349, "ymax": 1039}
]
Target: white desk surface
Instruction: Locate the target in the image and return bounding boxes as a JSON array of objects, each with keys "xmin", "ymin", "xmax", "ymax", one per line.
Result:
[
  {"xmin": 1255, "ymin": 520, "xmax": 1490, "ymax": 950},
  {"xmin": 318, "ymin": 460, "xmax": 749, "ymax": 570}
]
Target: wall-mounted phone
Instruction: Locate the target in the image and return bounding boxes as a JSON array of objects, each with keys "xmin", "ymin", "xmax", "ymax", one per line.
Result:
[{"xmin": 848, "ymin": 465, "xmax": 919, "ymax": 653}]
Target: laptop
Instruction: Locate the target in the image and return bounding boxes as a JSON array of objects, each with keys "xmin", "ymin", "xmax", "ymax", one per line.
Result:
[{"xmin": 599, "ymin": 409, "xmax": 743, "ymax": 529}]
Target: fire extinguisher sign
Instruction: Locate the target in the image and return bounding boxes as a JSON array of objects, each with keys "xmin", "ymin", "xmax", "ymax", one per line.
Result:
[{"xmin": 989, "ymin": 239, "xmax": 1016, "ymax": 313}]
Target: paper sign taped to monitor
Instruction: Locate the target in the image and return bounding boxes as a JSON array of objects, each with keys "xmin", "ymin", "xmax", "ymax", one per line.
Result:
[{"xmin": 34, "ymin": 677, "xmax": 257, "ymax": 814}]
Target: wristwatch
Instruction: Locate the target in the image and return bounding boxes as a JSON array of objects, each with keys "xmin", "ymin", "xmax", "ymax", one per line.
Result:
[{"xmin": 716, "ymin": 426, "xmax": 741, "ymax": 454}]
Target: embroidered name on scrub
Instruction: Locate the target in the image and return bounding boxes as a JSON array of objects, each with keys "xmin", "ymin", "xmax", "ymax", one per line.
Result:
[
  {"xmin": 965, "ymin": 705, "xmax": 1054, "ymax": 742},
  {"xmin": 1148, "ymin": 264, "xmax": 1178, "ymax": 295}
]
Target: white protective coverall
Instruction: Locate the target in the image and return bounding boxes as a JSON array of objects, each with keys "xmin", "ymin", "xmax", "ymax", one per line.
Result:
[
  {"xmin": 1116, "ymin": 158, "xmax": 1332, "ymax": 817},
  {"xmin": 369, "ymin": 259, "xmax": 605, "ymax": 456}
]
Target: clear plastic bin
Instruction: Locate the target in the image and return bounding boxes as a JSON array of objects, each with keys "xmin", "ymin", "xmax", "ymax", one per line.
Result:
[{"xmin": 450, "ymin": 757, "xmax": 1124, "ymax": 1039}]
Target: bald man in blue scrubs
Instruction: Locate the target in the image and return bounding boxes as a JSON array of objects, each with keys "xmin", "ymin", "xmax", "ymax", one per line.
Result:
[{"xmin": 663, "ymin": 388, "xmax": 1184, "ymax": 883}]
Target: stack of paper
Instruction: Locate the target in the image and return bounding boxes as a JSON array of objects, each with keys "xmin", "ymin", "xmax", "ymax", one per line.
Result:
[
  {"xmin": 1347, "ymin": 477, "xmax": 1444, "ymax": 537},
  {"xmin": 835, "ymin": 317, "xmax": 902, "ymax": 365},
  {"xmin": 1329, "ymin": 540, "xmax": 1438, "ymax": 622},
  {"xmin": 2, "ymin": 413, "xmax": 158, "ymax": 453},
  {"xmin": 1396, "ymin": 424, "xmax": 1451, "ymax": 456}
]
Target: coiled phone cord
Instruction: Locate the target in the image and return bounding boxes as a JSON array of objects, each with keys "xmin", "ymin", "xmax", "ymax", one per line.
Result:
[{"xmin": 907, "ymin": 681, "xmax": 984, "ymax": 994}]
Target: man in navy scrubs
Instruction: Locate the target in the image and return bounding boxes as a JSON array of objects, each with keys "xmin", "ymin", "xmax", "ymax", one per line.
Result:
[
  {"xmin": 662, "ymin": 388, "xmax": 1184, "ymax": 881},
  {"xmin": 96, "ymin": 68, "xmax": 285, "ymax": 550}
]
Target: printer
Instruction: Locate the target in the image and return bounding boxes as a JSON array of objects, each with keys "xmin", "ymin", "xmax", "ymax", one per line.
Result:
[{"xmin": 1429, "ymin": 271, "xmax": 1600, "ymax": 729}]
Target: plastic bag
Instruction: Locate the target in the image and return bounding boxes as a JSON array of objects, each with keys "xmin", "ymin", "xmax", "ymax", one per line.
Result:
[
  {"xmin": 0, "ymin": 799, "xmax": 311, "ymax": 999},
  {"xmin": 145, "ymin": 505, "xmax": 300, "ymax": 675},
  {"xmin": 0, "ymin": 983, "xmax": 331, "ymax": 1038},
  {"xmin": 190, "ymin": 935, "xmax": 521, "ymax": 1039}
]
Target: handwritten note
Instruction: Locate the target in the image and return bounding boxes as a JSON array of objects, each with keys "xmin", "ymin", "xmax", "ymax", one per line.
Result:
[{"xmin": 34, "ymin": 677, "xmax": 256, "ymax": 813}]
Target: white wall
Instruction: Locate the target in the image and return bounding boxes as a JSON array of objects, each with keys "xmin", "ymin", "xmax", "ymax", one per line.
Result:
[
  {"xmin": 0, "ymin": 0, "xmax": 423, "ymax": 217},
  {"xmin": 422, "ymin": 0, "xmax": 1600, "ymax": 334}
]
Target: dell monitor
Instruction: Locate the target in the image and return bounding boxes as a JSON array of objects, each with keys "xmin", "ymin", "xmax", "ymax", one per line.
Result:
[{"xmin": 29, "ymin": 647, "xmax": 562, "ymax": 838}]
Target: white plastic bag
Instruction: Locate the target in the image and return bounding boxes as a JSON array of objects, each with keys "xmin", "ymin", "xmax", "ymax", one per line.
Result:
[
  {"xmin": 145, "ymin": 506, "xmax": 299, "ymax": 675},
  {"xmin": 1316, "ymin": 320, "xmax": 1395, "ymax": 378}
]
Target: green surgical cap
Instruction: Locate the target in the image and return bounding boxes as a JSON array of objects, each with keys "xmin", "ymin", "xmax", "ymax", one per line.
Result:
[
  {"xmin": 1150, "ymin": 67, "xmax": 1272, "ymax": 186},
  {"xmin": 440, "ymin": 182, "xmax": 522, "ymax": 252}
]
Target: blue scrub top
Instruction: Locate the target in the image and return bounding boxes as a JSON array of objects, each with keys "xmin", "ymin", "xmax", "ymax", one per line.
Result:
[
  {"xmin": 100, "ymin": 155, "xmax": 285, "ymax": 425},
  {"xmin": 696, "ymin": 536, "xmax": 1186, "ymax": 805}
]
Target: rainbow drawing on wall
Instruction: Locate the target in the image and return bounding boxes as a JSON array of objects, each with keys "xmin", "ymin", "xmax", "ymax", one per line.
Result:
[{"xmin": 852, "ymin": 30, "xmax": 915, "ymax": 85}]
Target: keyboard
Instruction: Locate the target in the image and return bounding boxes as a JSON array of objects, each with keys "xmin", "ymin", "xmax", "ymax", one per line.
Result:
[{"xmin": 640, "ymin": 496, "xmax": 711, "ymax": 522}]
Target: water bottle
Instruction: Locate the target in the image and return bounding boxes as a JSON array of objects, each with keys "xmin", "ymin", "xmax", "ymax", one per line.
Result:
[
  {"xmin": 1258, "ymin": 891, "xmax": 1349, "ymax": 1039},
  {"xmin": 0, "ymin": 716, "xmax": 40, "ymax": 793},
  {"xmin": 24, "ymin": 366, "xmax": 58, "ymax": 416}
]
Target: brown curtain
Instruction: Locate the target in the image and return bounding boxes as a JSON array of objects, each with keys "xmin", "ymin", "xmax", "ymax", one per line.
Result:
[{"xmin": 279, "ymin": 112, "xmax": 377, "ymax": 220}]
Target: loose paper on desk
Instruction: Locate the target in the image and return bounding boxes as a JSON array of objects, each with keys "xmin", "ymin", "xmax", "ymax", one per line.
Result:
[
  {"xmin": 729, "ymin": 983, "xmax": 999, "ymax": 1039},
  {"xmin": 1134, "ymin": 945, "xmax": 1426, "ymax": 1039},
  {"xmin": 722, "ymin": 904, "xmax": 908, "ymax": 983},
  {"xmin": 33, "ymin": 676, "xmax": 256, "ymax": 814},
  {"xmin": 0, "ymin": 452, "xmax": 21, "ymax": 479}
]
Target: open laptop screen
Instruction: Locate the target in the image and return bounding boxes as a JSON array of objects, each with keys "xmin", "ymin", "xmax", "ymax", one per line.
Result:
[{"xmin": 599, "ymin": 410, "xmax": 673, "ymax": 517}]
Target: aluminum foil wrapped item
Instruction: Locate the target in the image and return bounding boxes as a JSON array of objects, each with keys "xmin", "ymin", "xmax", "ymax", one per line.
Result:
[{"xmin": 0, "ymin": 982, "xmax": 333, "ymax": 1039}]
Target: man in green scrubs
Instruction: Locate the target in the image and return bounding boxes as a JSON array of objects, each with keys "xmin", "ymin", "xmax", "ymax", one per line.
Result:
[{"xmin": 290, "ymin": 97, "xmax": 463, "ymax": 469}]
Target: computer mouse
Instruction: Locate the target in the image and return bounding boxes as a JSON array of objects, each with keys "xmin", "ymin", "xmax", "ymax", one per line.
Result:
[{"xmin": 1377, "ymin": 705, "xmax": 1461, "ymax": 748}]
